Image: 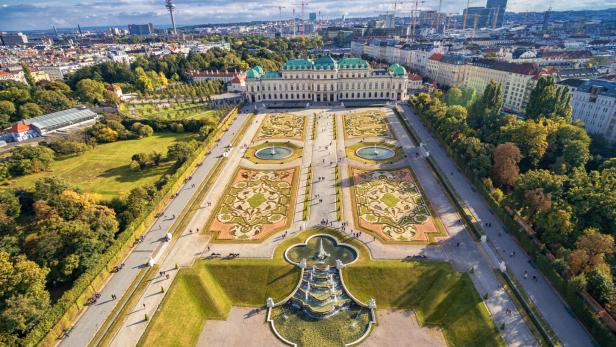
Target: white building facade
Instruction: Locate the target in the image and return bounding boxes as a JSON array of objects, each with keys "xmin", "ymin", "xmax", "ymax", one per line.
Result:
[
  {"xmin": 245, "ymin": 57, "xmax": 409, "ymax": 104},
  {"xmin": 561, "ymin": 79, "xmax": 616, "ymax": 143}
]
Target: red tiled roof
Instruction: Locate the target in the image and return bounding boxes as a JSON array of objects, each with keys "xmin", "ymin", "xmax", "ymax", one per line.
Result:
[
  {"xmin": 408, "ymin": 73, "xmax": 422, "ymax": 81},
  {"xmin": 11, "ymin": 121, "xmax": 31, "ymax": 133},
  {"xmin": 428, "ymin": 53, "xmax": 444, "ymax": 61}
]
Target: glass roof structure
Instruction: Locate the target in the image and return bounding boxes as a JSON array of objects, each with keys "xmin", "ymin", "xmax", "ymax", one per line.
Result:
[{"xmin": 24, "ymin": 108, "xmax": 98, "ymax": 133}]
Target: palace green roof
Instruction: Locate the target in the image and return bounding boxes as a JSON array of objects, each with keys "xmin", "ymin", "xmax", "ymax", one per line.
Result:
[
  {"xmin": 246, "ymin": 66, "xmax": 263, "ymax": 79},
  {"xmin": 249, "ymin": 57, "xmax": 377, "ymax": 79},
  {"xmin": 314, "ymin": 56, "xmax": 338, "ymax": 70},
  {"xmin": 338, "ymin": 58, "xmax": 369, "ymax": 69},
  {"xmin": 262, "ymin": 71, "xmax": 282, "ymax": 79},
  {"xmin": 388, "ymin": 63, "xmax": 407, "ymax": 76},
  {"xmin": 283, "ymin": 59, "xmax": 314, "ymax": 70}
]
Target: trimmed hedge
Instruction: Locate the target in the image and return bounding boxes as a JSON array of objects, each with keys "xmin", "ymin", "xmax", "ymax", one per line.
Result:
[
  {"xmin": 404, "ymin": 103, "xmax": 616, "ymax": 347},
  {"xmin": 24, "ymin": 106, "xmax": 240, "ymax": 347}
]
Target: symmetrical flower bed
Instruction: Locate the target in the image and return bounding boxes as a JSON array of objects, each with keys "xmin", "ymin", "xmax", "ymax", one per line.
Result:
[
  {"xmin": 350, "ymin": 167, "xmax": 445, "ymax": 243},
  {"xmin": 209, "ymin": 167, "xmax": 298, "ymax": 241},
  {"xmin": 254, "ymin": 113, "xmax": 306, "ymax": 141},
  {"xmin": 343, "ymin": 110, "xmax": 393, "ymax": 139}
]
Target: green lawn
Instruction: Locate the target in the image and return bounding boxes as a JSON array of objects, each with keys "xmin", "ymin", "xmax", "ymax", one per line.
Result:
[
  {"xmin": 345, "ymin": 262, "xmax": 504, "ymax": 347},
  {"xmin": 140, "ymin": 229, "xmax": 504, "ymax": 347},
  {"xmin": 121, "ymin": 102, "xmax": 219, "ymax": 121},
  {"xmin": 3, "ymin": 133, "xmax": 193, "ymax": 199},
  {"xmin": 247, "ymin": 192, "xmax": 267, "ymax": 208},
  {"xmin": 380, "ymin": 192, "xmax": 400, "ymax": 208},
  {"xmin": 138, "ymin": 260, "xmax": 299, "ymax": 347}
]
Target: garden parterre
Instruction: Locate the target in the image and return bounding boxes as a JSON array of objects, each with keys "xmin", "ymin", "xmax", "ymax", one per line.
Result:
[
  {"xmin": 350, "ymin": 167, "xmax": 446, "ymax": 243},
  {"xmin": 343, "ymin": 110, "xmax": 393, "ymax": 139},
  {"xmin": 207, "ymin": 167, "xmax": 298, "ymax": 241},
  {"xmin": 254, "ymin": 113, "xmax": 306, "ymax": 141}
]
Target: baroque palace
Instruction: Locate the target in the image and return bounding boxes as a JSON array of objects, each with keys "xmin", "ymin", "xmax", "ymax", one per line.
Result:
[{"xmin": 245, "ymin": 56, "xmax": 409, "ymax": 104}]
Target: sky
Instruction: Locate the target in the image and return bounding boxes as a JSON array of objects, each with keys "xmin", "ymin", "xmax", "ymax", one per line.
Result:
[{"xmin": 1, "ymin": 0, "xmax": 616, "ymax": 31}]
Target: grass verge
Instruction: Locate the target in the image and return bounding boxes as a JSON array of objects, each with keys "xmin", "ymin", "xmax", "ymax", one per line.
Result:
[
  {"xmin": 90, "ymin": 265, "xmax": 158, "ymax": 347},
  {"xmin": 335, "ymin": 166, "xmax": 342, "ymax": 221},
  {"xmin": 345, "ymin": 261, "xmax": 505, "ymax": 347},
  {"xmin": 303, "ymin": 166, "xmax": 312, "ymax": 221},
  {"xmin": 139, "ymin": 260, "xmax": 300, "ymax": 346}
]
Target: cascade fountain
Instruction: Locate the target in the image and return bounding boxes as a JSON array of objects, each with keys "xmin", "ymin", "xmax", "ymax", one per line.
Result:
[{"xmin": 268, "ymin": 235, "xmax": 376, "ymax": 346}]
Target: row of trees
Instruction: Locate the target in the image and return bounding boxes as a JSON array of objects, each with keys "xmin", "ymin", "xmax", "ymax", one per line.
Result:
[
  {"xmin": 411, "ymin": 77, "xmax": 615, "ymax": 315},
  {"xmin": 149, "ymin": 80, "xmax": 221, "ymax": 100}
]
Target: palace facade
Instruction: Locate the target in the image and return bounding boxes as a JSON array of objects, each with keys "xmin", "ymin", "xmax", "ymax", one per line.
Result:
[{"xmin": 245, "ymin": 56, "xmax": 409, "ymax": 104}]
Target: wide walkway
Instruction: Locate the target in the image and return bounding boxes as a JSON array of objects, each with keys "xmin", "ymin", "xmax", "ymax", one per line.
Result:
[
  {"xmin": 60, "ymin": 107, "xmax": 252, "ymax": 347},
  {"xmin": 400, "ymin": 103, "xmax": 595, "ymax": 347},
  {"xmin": 308, "ymin": 110, "xmax": 338, "ymax": 226}
]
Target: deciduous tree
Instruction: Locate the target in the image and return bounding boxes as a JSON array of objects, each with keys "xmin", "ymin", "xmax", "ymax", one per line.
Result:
[{"xmin": 491, "ymin": 142, "xmax": 522, "ymax": 188}]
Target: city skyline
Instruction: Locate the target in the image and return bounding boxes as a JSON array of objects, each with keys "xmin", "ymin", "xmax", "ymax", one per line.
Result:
[{"xmin": 2, "ymin": 0, "xmax": 616, "ymax": 31}]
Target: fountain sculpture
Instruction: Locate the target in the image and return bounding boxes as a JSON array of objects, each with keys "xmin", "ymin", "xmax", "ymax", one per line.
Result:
[{"xmin": 317, "ymin": 238, "xmax": 330, "ymax": 260}]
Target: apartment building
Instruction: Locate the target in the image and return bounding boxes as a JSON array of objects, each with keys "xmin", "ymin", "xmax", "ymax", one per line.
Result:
[
  {"xmin": 560, "ymin": 79, "xmax": 616, "ymax": 143},
  {"xmin": 465, "ymin": 59, "xmax": 543, "ymax": 114}
]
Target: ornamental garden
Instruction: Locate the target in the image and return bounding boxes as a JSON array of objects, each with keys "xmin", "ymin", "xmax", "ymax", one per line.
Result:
[
  {"xmin": 349, "ymin": 167, "xmax": 446, "ymax": 243},
  {"xmin": 254, "ymin": 112, "xmax": 306, "ymax": 141},
  {"xmin": 132, "ymin": 107, "xmax": 508, "ymax": 347},
  {"xmin": 343, "ymin": 110, "xmax": 393, "ymax": 139},
  {"xmin": 207, "ymin": 168, "xmax": 298, "ymax": 241}
]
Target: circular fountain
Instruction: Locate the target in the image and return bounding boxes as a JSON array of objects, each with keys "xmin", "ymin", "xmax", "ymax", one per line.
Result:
[
  {"xmin": 255, "ymin": 144, "xmax": 294, "ymax": 160},
  {"xmin": 356, "ymin": 145, "xmax": 396, "ymax": 161}
]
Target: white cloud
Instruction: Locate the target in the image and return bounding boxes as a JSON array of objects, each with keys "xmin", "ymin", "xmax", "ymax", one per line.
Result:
[{"xmin": 1, "ymin": 0, "xmax": 615, "ymax": 30}]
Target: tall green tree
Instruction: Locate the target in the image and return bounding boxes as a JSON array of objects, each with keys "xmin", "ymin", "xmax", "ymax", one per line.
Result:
[
  {"xmin": 468, "ymin": 81, "xmax": 504, "ymax": 135},
  {"xmin": 75, "ymin": 79, "xmax": 106, "ymax": 105},
  {"xmin": 526, "ymin": 76, "xmax": 572, "ymax": 120},
  {"xmin": 0, "ymin": 252, "xmax": 50, "ymax": 336}
]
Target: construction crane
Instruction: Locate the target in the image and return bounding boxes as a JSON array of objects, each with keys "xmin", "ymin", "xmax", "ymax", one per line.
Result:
[
  {"xmin": 433, "ymin": 0, "xmax": 443, "ymax": 32},
  {"xmin": 292, "ymin": 1, "xmax": 309, "ymax": 36},
  {"xmin": 409, "ymin": 0, "xmax": 425, "ymax": 39},
  {"xmin": 472, "ymin": 14, "xmax": 479, "ymax": 38},
  {"xmin": 462, "ymin": 0, "xmax": 470, "ymax": 30},
  {"xmin": 278, "ymin": 6, "xmax": 286, "ymax": 34}
]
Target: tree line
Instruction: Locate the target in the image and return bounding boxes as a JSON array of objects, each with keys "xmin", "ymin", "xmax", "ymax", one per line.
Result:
[
  {"xmin": 411, "ymin": 76, "xmax": 615, "ymax": 316},
  {"xmin": 0, "ymin": 113, "xmax": 221, "ymax": 344}
]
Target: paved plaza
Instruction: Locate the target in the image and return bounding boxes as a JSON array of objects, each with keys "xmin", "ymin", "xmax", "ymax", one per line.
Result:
[{"xmin": 62, "ymin": 105, "xmax": 594, "ymax": 347}]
